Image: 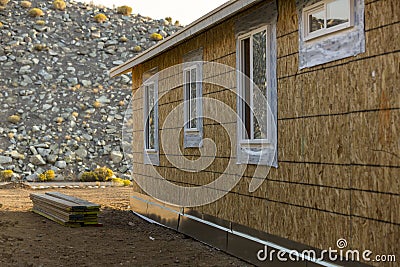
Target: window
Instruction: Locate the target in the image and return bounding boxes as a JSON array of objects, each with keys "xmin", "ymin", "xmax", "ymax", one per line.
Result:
[
  {"xmin": 303, "ymin": 0, "xmax": 354, "ymax": 41},
  {"xmin": 238, "ymin": 26, "xmax": 271, "ymax": 143},
  {"xmin": 184, "ymin": 64, "xmax": 200, "ymax": 131},
  {"xmin": 236, "ymin": 24, "xmax": 277, "ymax": 167},
  {"xmin": 297, "ymin": 0, "xmax": 364, "ymax": 69},
  {"xmin": 144, "ymin": 82, "xmax": 156, "ymax": 150},
  {"xmin": 143, "ymin": 73, "xmax": 159, "ymax": 165},
  {"xmin": 182, "ymin": 57, "xmax": 203, "ymax": 148}
]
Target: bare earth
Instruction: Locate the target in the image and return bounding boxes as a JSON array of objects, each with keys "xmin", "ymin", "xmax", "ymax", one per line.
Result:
[{"xmin": 0, "ymin": 185, "xmax": 249, "ymax": 267}]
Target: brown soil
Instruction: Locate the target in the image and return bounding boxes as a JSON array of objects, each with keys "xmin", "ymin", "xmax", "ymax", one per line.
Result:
[{"xmin": 0, "ymin": 186, "xmax": 250, "ymax": 267}]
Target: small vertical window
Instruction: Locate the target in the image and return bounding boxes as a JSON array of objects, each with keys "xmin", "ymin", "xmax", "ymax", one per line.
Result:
[
  {"xmin": 143, "ymin": 73, "xmax": 159, "ymax": 165},
  {"xmin": 183, "ymin": 49, "xmax": 203, "ymax": 148},
  {"xmin": 303, "ymin": 0, "xmax": 353, "ymax": 41},
  {"xmin": 184, "ymin": 64, "xmax": 201, "ymax": 132},
  {"xmin": 144, "ymin": 82, "xmax": 156, "ymax": 150},
  {"xmin": 238, "ymin": 26, "xmax": 270, "ymax": 142}
]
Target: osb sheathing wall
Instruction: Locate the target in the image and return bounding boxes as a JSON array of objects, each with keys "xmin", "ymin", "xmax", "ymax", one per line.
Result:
[{"xmin": 129, "ymin": 0, "xmax": 399, "ymax": 265}]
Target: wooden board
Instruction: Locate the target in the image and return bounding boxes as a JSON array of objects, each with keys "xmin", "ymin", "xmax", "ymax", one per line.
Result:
[
  {"xmin": 30, "ymin": 192, "xmax": 102, "ymax": 227},
  {"xmin": 30, "ymin": 194, "xmax": 87, "ymax": 211},
  {"xmin": 45, "ymin": 192, "xmax": 101, "ymax": 209}
]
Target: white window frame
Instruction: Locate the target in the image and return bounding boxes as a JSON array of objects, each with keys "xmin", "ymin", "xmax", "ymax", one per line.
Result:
[
  {"xmin": 183, "ymin": 63, "xmax": 202, "ymax": 133},
  {"xmin": 143, "ymin": 80, "xmax": 158, "ymax": 153},
  {"xmin": 303, "ymin": 0, "xmax": 354, "ymax": 41},
  {"xmin": 237, "ymin": 26, "xmax": 273, "ymax": 149}
]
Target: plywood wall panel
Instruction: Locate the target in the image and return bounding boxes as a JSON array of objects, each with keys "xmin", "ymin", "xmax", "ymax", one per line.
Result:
[
  {"xmin": 304, "ymin": 163, "xmax": 350, "ymax": 189},
  {"xmin": 365, "ymin": 0, "xmax": 400, "ymax": 31},
  {"xmin": 349, "ymin": 53, "xmax": 400, "ymax": 112},
  {"xmin": 277, "ymin": 75, "xmax": 303, "ymax": 119},
  {"xmin": 351, "ymin": 217, "xmax": 397, "ymax": 267},
  {"xmin": 267, "ymin": 180, "xmax": 350, "ymax": 215},
  {"xmin": 278, "ymin": 119, "xmax": 303, "ymax": 162},
  {"xmin": 350, "ymin": 110, "xmax": 400, "ymax": 166},
  {"xmin": 277, "ymin": 31, "xmax": 298, "ymax": 58},
  {"xmin": 235, "ymin": 195, "xmax": 268, "ymax": 233},
  {"xmin": 302, "ymin": 115, "xmax": 350, "ymax": 164},
  {"xmin": 268, "ymin": 202, "xmax": 350, "ymax": 250},
  {"xmin": 352, "ymin": 190, "xmax": 400, "ymax": 225},
  {"xmin": 351, "ymin": 166, "xmax": 400, "ymax": 194},
  {"xmin": 277, "ymin": 0, "xmax": 298, "ymax": 37}
]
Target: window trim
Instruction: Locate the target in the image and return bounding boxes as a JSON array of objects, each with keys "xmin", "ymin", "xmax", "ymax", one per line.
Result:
[
  {"xmin": 143, "ymin": 80, "xmax": 158, "ymax": 153},
  {"xmin": 183, "ymin": 63, "xmax": 202, "ymax": 133},
  {"xmin": 303, "ymin": 0, "xmax": 354, "ymax": 41},
  {"xmin": 237, "ymin": 25, "xmax": 273, "ymax": 145}
]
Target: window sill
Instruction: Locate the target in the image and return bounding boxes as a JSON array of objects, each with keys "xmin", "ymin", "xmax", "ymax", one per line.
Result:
[
  {"xmin": 304, "ymin": 24, "xmax": 353, "ymax": 42},
  {"xmin": 239, "ymin": 139, "xmax": 273, "ymax": 149},
  {"xmin": 185, "ymin": 129, "xmax": 200, "ymax": 134}
]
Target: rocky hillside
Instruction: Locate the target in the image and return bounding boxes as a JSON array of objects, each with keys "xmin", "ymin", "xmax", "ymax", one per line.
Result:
[{"xmin": 0, "ymin": 0, "xmax": 182, "ymax": 181}]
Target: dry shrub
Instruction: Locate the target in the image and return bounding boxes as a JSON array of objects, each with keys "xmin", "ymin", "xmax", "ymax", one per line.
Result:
[
  {"xmin": 21, "ymin": 1, "xmax": 32, "ymax": 8},
  {"xmin": 93, "ymin": 101, "xmax": 101, "ymax": 108},
  {"xmin": 8, "ymin": 115, "xmax": 21, "ymax": 124},
  {"xmin": 0, "ymin": 170, "xmax": 13, "ymax": 182},
  {"xmin": 117, "ymin": 5, "xmax": 132, "ymax": 16},
  {"xmin": 93, "ymin": 13, "xmax": 107, "ymax": 23},
  {"xmin": 0, "ymin": 0, "xmax": 9, "ymax": 7},
  {"xmin": 53, "ymin": 0, "xmax": 66, "ymax": 11},
  {"xmin": 35, "ymin": 20, "xmax": 45, "ymax": 25},
  {"xmin": 28, "ymin": 8, "xmax": 44, "ymax": 17},
  {"xmin": 34, "ymin": 43, "xmax": 46, "ymax": 51},
  {"xmin": 39, "ymin": 170, "xmax": 55, "ymax": 182},
  {"xmin": 150, "ymin": 33, "xmax": 163, "ymax": 41},
  {"xmin": 133, "ymin": 45, "xmax": 141, "ymax": 52},
  {"xmin": 119, "ymin": 36, "xmax": 128, "ymax": 42}
]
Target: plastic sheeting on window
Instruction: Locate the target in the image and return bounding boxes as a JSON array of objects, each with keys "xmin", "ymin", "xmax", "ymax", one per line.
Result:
[
  {"xmin": 235, "ymin": 0, "xmax": 277, "ymax": 38},
  {"xmin": 143, "ymin": 67, "xmax": 160, "ymax": 166},
  {"xmin": 183, "ymin": 48, "xmax": 203, "ymax": 148},
  {"xmin": 297, "ymin": 0, "xmax": 365, "ymax": 69},
  {"xmin": 235, "ymin": 1, "xmax": 278, "ymax": 168}
]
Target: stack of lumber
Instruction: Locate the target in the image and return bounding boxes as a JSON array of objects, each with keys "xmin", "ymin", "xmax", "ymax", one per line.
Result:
[{"xmin": 30, "ymin": 192, "xmax": 102, "ymax": 227}]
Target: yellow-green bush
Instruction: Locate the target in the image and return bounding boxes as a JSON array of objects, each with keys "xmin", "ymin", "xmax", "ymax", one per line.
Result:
[
  {"xmin": 150, "ymin": 33, "xmax": 163, "ymax": 41},
  {"xmin": 123, "ymin": 179, "xmax": 131, "ymax": 186},
  {"xmin": 53, "ymin": 0, "xmax": 66, "ymax": 11},
  {"xmin": 111, "ymin": 177, "xmax": 124, "ymax": 186},
  {"xmin": 133, "ymin": 45, "xmax": 141, "ymax": 52},
  {"xmin": 8, "ymin": 115, "xmax": 21, "ymax": 124},
  {"xmin": 81, "ymin": 171, "xmax": 98, "ymax": 182},
  {"xmin": 34, "ymin": 43, "xmax": 46, "ymax": 51},
  {"xmin": 93, "ymin": 101, "xmax": 101, "ymax": 108},
  {"xmin": 165, "ymin": 17, "xmax": 172, "ymax": 23},
  {"xmin": 94, "ymin": 166, "xmax": 113, "ymax": 181},
  {"xmin": 21, "ymin": 1, "xmax": 32, "ymax": 8},
  {"xmin": 112, "ymin": 178, "xmax": 131, "ymax": 187},
  {"xmin": 0, "ymin": 0, "xmax": 9, "ymax": 6},
  {"xmin": 117, "ymin": 5, "xmax": 132, "ymax": 16},
  {"xmin": 0, "ymin": 170, "xmax": 13, "ymax": 182},
  {"xmin": 35, "ymin": 20, "xmax": 45, "ymax": 25},
  {"xmin": 119, "ymin": 36, "xmax": 128, "ymax": 42},
  {"xmin": 55, "ymin": 117, "xmax": 63, "ymax": 123},
  {"xmin": 174, "ymin": 20, "xmax": 180, "ymax": 26},
  {"xmin": 93, "ymin": 13, "xmax": 107, "ymax": 23},
  {"xmin": 81, "ymin": 167, "xmax": 113, "ymax": 182},
  {"xmin": 28, "ymin": 8, "xmax": 44, "ymax": 17},
  {"xmin": 39, "ymin": 170, "xmax": 55, "ymax": 182}
]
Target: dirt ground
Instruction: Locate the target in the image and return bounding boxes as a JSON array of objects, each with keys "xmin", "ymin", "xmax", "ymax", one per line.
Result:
[{"xmin": 0, "ymin": 185, "xmax": 250, "ymax": 267}]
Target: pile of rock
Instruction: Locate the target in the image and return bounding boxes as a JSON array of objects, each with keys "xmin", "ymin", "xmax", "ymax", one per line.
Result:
[{"xmin": 0, "ymin": 0, "xmax": 183, "ymax": 181}]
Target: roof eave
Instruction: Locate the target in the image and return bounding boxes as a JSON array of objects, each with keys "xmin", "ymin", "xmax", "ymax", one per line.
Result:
[{"xmin": 109, "ymin": 0, "xmax": 262, "ymax": 78}]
